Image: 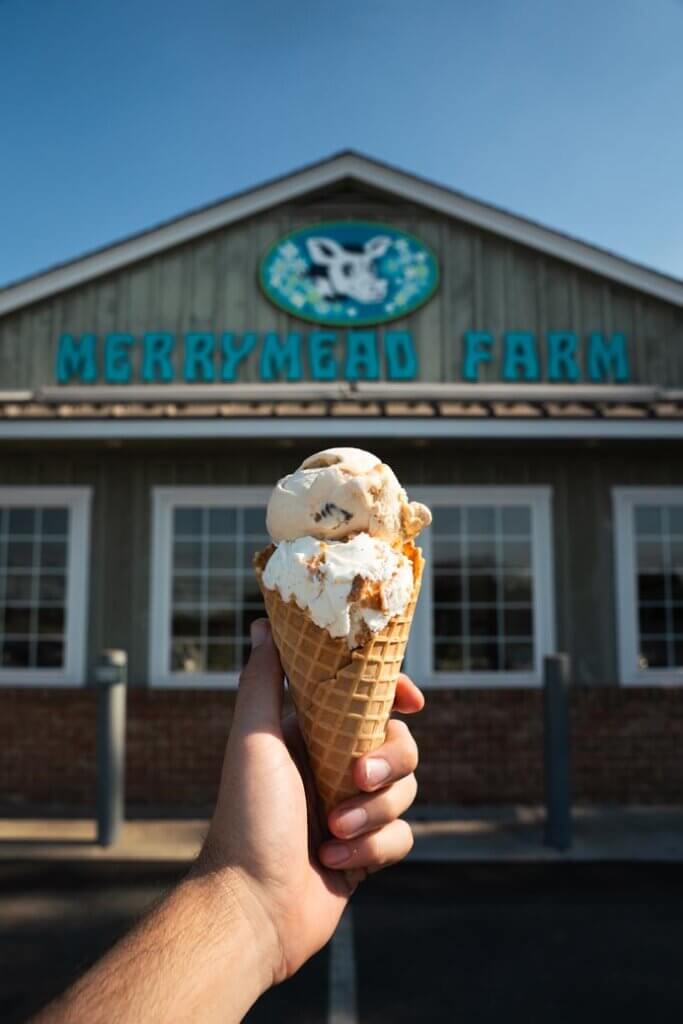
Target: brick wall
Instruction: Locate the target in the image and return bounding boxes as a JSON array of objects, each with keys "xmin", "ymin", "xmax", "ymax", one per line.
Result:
[{"xmin": 1, "ymin": 686, "xmax": 682, "ymax": 812}]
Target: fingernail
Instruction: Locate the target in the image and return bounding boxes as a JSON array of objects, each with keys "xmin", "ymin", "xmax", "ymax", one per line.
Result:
[
  {"xmin": 364, "ymin": 758, "xmax": 391, "ymax": 788},
  {"xmin": 322, "ymin": 843, "xmax": 351, "ymax": 866},
  {"xmin": 334, "ymin": 807, "xmax": 367, "ymax": 836},
  {"xmin": 250, "ymin": 619, "xmax": 270, "ymax": 648}
]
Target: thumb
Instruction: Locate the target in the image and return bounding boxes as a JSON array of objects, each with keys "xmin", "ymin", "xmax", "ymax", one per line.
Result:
[{"xmin": 232, "ymin": 618, "xmax": 284, "ymax": 737}]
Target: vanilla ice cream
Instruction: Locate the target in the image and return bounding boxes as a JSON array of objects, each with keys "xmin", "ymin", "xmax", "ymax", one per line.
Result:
[
  {"xmin": 262, "ymin": 534, "xmax": 414, "ymax": 646},
  {"xmin": 266, "ymin": 447, "xmax": 431, "ymax": 543},
  {"xmin": 259, "ymin": 447, "xmax": 431, "ymax": 648}
]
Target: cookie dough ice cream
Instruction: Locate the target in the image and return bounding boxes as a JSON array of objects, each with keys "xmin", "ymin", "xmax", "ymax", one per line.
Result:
[{"xmin": 261, "ymin": 448, "xmax": 431, "ymax": 647}]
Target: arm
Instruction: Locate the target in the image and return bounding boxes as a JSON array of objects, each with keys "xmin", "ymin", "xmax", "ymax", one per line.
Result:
[{"xmin": 34, "ymin": 620, "xmax": 423, "ymax": 1023}]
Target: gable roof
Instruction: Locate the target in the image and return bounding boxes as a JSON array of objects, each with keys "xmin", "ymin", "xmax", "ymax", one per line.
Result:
[{"xmin": 2, "ymin": 149, "xmax": 682, "ymax": 316}]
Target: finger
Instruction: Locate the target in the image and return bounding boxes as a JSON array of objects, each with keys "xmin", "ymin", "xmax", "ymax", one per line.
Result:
[
  {"xmin": 231, "ymin": 619, "xmax": 284, "ymax": 738},
  {"xmin": 319, "ymin": 818, "xmax": 414, "ymax": 872},
  {"xmin": 328, "ymin": 773, "xmax": 418, "ymax": 839},
  {"xmin": 353, "ymin": 718, "xmax": 418, "ymax": 792},
  {"xmin": 393, "ymin": 673, "xmax": 425, "ymax": 714}
]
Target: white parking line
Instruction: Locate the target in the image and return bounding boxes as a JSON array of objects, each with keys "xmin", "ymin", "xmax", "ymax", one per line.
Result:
[{"xmin": 328, "ymin": 905, "xmax": 358, "ymax": 1024}]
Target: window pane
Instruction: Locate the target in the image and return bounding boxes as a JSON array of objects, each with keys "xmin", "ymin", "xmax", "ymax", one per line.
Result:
[
  {"xmin": 172, "ymin": 575, "xmax": 203, "ymax": 603},
  {"xmin": 466, "ymin": 540, "xmax": 496, "ymax": 570},
  {"xmin": 207, "ymin": 643, "xmax": 239, "ymax": 672},
  {"xmin": 240, "ymin": 605, "xmax": 267, "ymax": 639},
  {"xmin": 2, "ymin": 640, "xmax": 30, "ymax": 667},
  {"xmin": 4, "ymin": 605, "xmax": 32, "ymax": 634},
  {"xmin": 240, "ymin": 542, "xmax": 264, "ymax": 569},
  {"xmin": 174, "ymin": 508, "xmax": 203, "ymax": 536},
  {"xmin": 6, "ymin": 574, "xmax": 33, "ymax": 602},
  {"xmin": 40, "ymin": 541, "xmax": 67, "ymax": 569},
  {"xmin": 669, "ymin": 508, "xmax": 683, "ymax": 534},
  {"xmin": 434, "ymin": 606, "xmax": 463, "ymax": 637},
  {"xmin": 37, "ymin": 606, "xmax": 65, "ymax": 635},
  {"xmin": 241, "ymin": 573, "xmax": 264, "ymax": 603},
  {"xmin": 434, "ymin": 573, "xmax": 463, "ymax": 603},
  {"xmin": 244, "ymin": 507, "xmax": 267, "ymax": 535},
  {"xmin": 171, "ymin": 611, "xmax": 203, "ymax": 638},
  {"xmin": 634, "ymin": 506, "xmax": 662, "ymax": 535},
  {"xmin": 639, "ymin": 640, "xmax": 668, "ymax": 669},
  {"xmin": 636, "ymin": 540, "xmax": 664, "ymax": 572},
  {"xmin": 207, "ymin": 575, "xmax": 238, "ymax": 602},
  {"xmin": 432, "ymin": 507, "xmax": 461, "ymax": 534},
  {"xmin": 207, "ymin": 609, "xmax": 237, "ymax": 639},
  {"xmin": 469, "ymin": 642, "xmax": 499, "ymax": 671},
  {"xmin": 208, "ymin": 541, "xmax": 235, "ymax": 569},
  {"xmin": 501, "ymin": 506, "xmax": 531, "ymax": 535},
  {"xmin": 42, "ymin": 508, "xmax": 69, "ymax": 535},
  {"xmin": 469, "ymin": 607, "xmax": 498, "ymax": 638},
  {"xmin": 465, "ymin": 506, "xmax": 495, "ymax": 535},
  {"xmin": 638, "ymin": 573, "xmax": 666, "ymax": 602},
  {"xmin": 209, "ymin": 508, "xmax": 236, "ymax": 535},
  {"xmin": 468, "ymin": 573, "xmax": 497, "ymax": 603},
  {"xmin": 433, "ymin": 641, "xmax": 465, "ymax": 671},
  {"xmin": 8, "ymin": 507, "xmax": 36, "ymax": 535},
  {"xmin": 38, "ymin": 574, "xmax": 66, "ymax": 602},
  {"xmin": 433, "ymin": 540, "xmax": 462, "ymax": 570},
  {"xmin": 173, "ymin": 541, "xmax": 203, "ymax": 571},
  {"xmin": 7, "ymin": 541, "xmax": 33, "ymax": 568},
  {"xmin": 36, "ymin": 640, "xmax": 64, "ymax": 668},
  {"xmin": 502, "ymin": 572, "xmax": 533, "ymax": 602},
  {"xmin": 501, "ymin": 539, "xmax": 532, "ymax": 569},
  {"xmin": 171, "ymin": 641, "xmax": 205, "ymax": 673},
  {"xmin": 503, "ymin": 607, "xmax": 533, "ymax": 637},
  {"xmin": 638, "ymin": 605, "xmax": 668, "ymax": 637},
  {"xmin": 503, "ymin": 642, "xmax": 534, "ymax": 671}
]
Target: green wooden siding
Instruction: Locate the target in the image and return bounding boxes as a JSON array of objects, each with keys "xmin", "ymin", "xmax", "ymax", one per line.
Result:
[
  {"xmin": 1, "ymin": 192, "xmax": 682, "ymax": 387},
  {"xmin": 1, "ymin": 440, "xmax": 682, "ymax": 687}
]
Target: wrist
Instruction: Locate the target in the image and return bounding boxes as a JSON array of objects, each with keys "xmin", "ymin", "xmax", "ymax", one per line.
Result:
[{"xmin": 189, "ymin": 849, "xmax": 286, "ymax": 992}]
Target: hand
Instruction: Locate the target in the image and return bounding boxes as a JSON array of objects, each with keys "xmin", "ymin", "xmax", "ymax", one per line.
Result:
[{"xmin": 196, "ymin": 618, "xmax": 424, "ymax": 990}]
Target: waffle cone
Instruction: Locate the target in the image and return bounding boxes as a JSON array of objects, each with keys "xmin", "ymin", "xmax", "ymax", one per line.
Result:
[{"xmin": 253, "ymin": 542, "xmax": 424, "ymax": 814}]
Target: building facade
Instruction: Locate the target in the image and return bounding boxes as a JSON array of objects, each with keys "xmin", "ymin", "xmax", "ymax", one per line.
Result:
[{"xmin": 1, "ymin": 152, "xmax": 682, "ymax": 812}]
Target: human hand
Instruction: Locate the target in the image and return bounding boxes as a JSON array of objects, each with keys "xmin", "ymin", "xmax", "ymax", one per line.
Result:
[{"xmin": 195, "ymin": 618, "xmax": 423, "ymax": 991}]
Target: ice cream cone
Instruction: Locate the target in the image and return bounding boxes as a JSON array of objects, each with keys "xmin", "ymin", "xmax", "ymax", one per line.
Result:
[{"xmin": 254, "ymin": 542, "xmax": 424, "ymax": 814}]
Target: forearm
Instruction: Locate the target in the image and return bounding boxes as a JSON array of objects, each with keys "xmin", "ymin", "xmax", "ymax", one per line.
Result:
[{"xmin": 33, "ymin": 867, "xmax": 276, "ymax": 1024}]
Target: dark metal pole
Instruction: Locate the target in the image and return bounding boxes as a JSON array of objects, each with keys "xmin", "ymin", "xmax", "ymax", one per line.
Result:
[
  {"xmin": 543, "ymin": 653, "xmax": 572, "ymax": 851},
  {"xmin": 95, "ymin": 650, "xmax": 127, "ymax": 847}
]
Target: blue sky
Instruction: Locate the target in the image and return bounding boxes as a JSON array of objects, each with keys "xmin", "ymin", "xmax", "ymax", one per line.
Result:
[{"xmin": 1, "ymin": 0, "xmax": 682, "ymax": 288}]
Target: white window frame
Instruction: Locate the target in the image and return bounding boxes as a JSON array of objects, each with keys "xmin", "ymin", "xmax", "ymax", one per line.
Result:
[
  {"xmin": 149, "ymin": 486, "xmax": 271, "ymax": 689},
  {"xmin": 404, "ymin": 486, "xmax": 555, "ymax": 688},
  {"xmin": 0, "ymin": 486, "xmax": 91, "ymax": 688},
  {"xmin": 613, "ymin": 486, "xmax": 683, "ymax": 686}
]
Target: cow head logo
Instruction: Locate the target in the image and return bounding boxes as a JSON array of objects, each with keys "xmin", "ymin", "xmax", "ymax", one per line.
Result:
[{"xmin": 259, "ymin": 221, "xmax": 439, "ymax": 326}]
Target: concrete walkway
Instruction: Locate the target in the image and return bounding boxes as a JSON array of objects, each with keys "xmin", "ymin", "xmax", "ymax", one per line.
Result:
[{"xmin": 1, "ymin": 805, "xmax": 682, "ymax": 863}]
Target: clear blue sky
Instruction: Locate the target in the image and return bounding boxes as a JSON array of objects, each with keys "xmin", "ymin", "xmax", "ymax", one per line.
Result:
[{"xmin": 2, "ymin": 0, "xmax": 682, "ymax": 288}]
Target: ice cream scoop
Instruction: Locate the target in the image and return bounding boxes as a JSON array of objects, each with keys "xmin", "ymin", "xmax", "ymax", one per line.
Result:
[
  {"xmin": 265, "ymin": 447, "xmax": 431, "ymax": 543},
  {"xmin": 262, "ymin": 534, "xmax": 414, "ymax": 647}
]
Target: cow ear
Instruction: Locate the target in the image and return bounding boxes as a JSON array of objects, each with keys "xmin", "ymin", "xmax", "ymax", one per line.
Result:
[
  {"xmin": 364, "ymin": 236, "xmax": 391, "ymax": 259},
  {"xmin": 306, "ymin": 237, "xmax": 343, "ymax": 265}
]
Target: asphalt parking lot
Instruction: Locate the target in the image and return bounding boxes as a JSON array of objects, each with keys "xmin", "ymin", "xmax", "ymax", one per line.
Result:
[{"xmin": 2, "ymin": 860, "xmax": 683, "ymax": 1023}]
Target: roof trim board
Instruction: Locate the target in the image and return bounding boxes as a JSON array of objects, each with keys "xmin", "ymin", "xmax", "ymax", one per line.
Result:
[
  {"xmin": 1, "ymin": 416, "xmax": 683, "ymax": 441},
  {"xmin": 1, "ymin": 151, "xmax": 682, "ymax": 317}
]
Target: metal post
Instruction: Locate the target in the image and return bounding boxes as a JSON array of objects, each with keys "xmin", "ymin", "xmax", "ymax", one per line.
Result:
[
  {"xmin": 95, "ymin": 649, "xmax": 127, "ymax": 847},
  {"xmin": 543, "ymin": 653, "xmax": 572, "ymax": 851}
]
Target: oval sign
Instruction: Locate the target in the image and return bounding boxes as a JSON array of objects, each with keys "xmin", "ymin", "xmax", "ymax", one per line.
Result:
[{"xmin": 259, "ymin": 221, "xmax": 439, "ymax": 327}]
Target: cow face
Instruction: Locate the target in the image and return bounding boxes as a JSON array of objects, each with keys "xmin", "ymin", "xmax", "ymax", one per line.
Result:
[{"xmin": 306, "ymin": 235, "xmax": 391, "ymax": 303}]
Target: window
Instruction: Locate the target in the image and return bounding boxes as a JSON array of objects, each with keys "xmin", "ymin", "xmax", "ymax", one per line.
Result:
[
  {"xmin": 405, "ymin": 487, "xmax": 555, "ymax": 687},
  {"xmin": 0, "ymin": 487, "xmax": 91, "ymax": 686},
  {"xmin": 150, "ymin": 488, "xmax": 270, "ymax": 687},
  {"xmin": 614, "ymin": 488, "xmax": 683, "ymax": 684}
]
